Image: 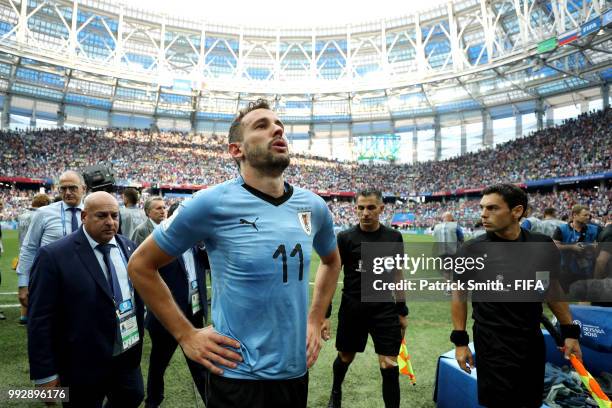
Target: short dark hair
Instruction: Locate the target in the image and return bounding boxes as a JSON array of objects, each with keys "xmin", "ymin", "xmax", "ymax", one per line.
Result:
[
  {"xmin": 122, "ymin": 188, "xmax": 139, "ymax": 206},
  {"xmin": 228, "ymin": 98, "xmax": 272, "ymax": 144},
  {"xmin": 481, "ymin": 183, "xmax": 527, "ymax": 217},
  {"xmin": 167, "ymin": 202, "xmax": 181, "ymax": 218},
  {"xmin": 357, "ymin": 190, "xmax": 383, "ymax": 202},
  {"xmin": 543, "ymin": 207, "xmax": 557, "ymax": 217}
]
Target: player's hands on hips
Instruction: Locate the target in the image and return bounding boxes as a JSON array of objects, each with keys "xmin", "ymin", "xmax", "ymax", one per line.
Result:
[
  {"xmin": 180, "ymin": 325, "xmax": 242, "ymax": 375},
  {"xmin": 455, "ymin": 346, "xmax": 474, "ymax": 374},
  {"xmin": 307, "ymin": 318, "xmax": 323, "ymax": 368},
  {"xmin": 399, "ymin": 315, "xmax": 408, "ymax": 339},
  {"xmin": 321, "ymin": 318, "xmax": 331, "ymax": 341},
  {"xmin": 563, "ymin": 338, "xmax": 582, "ymax": 361}
]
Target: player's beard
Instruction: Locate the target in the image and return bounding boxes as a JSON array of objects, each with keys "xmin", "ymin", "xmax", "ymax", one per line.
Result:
[{"xmin": 243, "ymin": 140, "xmax": 290, "ymax": 177}]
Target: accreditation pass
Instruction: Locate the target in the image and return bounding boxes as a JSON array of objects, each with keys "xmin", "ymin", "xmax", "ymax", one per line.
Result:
[{"xmin": 117, "ymin": 299, "xmax": 140, "ymax": 351}]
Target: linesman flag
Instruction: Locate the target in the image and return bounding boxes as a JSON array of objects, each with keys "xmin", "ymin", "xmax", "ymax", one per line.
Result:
[
  {"xmin": 398, "ymin": 339, "xmax": 416, "ymax": 385},
  {"xmin": 570, "ymin": 355, "xmax": 611, "ymax": 408}
]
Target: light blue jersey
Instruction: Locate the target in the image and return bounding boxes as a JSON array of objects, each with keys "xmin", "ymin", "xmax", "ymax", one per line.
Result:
[{"xmin": 153, "ymin": 176, "xmax": 336, "ymax": 380}]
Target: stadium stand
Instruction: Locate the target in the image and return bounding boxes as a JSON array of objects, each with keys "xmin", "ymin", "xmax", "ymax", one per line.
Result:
[{"xmin": 1, "ymin": 109, "xmax": 610, "ymax": 228}]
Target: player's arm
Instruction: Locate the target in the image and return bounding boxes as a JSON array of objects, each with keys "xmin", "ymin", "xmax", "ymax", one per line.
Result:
[
  {"xmin": 128, "ymin": 235, "xmax": 242, "ymax": 375},
  {"xmin": 307, "ymin": 247, "xmax": 341, "ymax": 367},
  {"xmin": 322, "ymin": 232, "xmax": 346, "ymax": 339}
]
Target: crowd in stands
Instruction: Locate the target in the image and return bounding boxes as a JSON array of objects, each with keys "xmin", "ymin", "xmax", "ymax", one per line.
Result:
[
  {"xmin": 0, "ymin": 189, "xmax": 34, "ymax": 222},
  {"xmin": 1, "ymin": 108, "xmax": 609, "ymax": 193},
  {"xmin": 394, "ymin": 186, "xmax": 611, "ymax": 229},
  {"xmin": 0, "ymin": 108, "xmax": 610, "ymax": 227}
]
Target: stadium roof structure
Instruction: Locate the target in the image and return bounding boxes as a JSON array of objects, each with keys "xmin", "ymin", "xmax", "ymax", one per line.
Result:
[{"xmin": 0, "ymin": 0, "xmax": 610, "ymax": 155}]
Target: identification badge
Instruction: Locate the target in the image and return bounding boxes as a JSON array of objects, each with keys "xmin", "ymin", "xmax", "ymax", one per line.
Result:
[
  {"xmin": 190, "ymin": 280, "xmax": 201, "ymax": 315},
  {"xmin": 192, "ymin": 293, "xmax": 202, "ymax": 314},
  {"xmin": 118, "ymin": 299, "xmax": 133, "ymax": 314},
  {"xmin": 117, "ymin": 301, "xmax": 140, "ymax": 352}
]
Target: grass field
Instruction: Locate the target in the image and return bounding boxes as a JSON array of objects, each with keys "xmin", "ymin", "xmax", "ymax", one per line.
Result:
[{"xmin": 0, "ymin": 230, "xmax": 470, "ymax": 407}]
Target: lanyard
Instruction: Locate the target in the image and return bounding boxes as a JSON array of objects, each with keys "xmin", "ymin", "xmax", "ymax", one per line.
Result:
[
  {"xmin": 60, "ymin": 202, "xmax": 67, "ymax": 237},
  {"xmin": 60, "ymin": 202, "xmax": 80, "ymax": 237}
]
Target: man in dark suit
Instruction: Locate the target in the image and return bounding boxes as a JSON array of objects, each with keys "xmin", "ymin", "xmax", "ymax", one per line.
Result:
[
  {"xmin": 145, "ymin": 202, "xmax": 209, "ymax": 408},
  {"xmin": 131, "ymin": 196, "xmax": 166, "ymax": 246},
  {"xmin": 28, "ymin": 191, "xmax": 145, "ymax": 407}
]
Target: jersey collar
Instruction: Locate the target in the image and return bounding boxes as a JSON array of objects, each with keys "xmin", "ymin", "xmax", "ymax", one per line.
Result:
[{"xmin": 241, "ymin": 180, "xmax": 294, "ymax": 207}]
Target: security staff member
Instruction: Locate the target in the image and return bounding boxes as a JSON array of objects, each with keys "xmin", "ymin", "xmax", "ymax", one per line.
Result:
[{"xmin": 553, "ymin": 204, "xmax": 600, "ymax": 290}]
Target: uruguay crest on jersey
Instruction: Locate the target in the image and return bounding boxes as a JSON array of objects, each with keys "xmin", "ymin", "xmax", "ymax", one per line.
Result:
[{"xmin": 298, "ymin": 210, "xmax": 312, "ymax": 236}]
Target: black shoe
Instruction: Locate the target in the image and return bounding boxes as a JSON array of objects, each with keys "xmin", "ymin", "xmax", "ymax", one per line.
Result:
[
  {"xmin": 327, "ymin": 390, "xmax": 341, "ymax": 408},
  {"xmin": 19, "ymin": 317, "xmax": 27, "ymax": 325},
  {"xmin": 0, "ymin": 311, "xmax": 5, "ymax": 320}
]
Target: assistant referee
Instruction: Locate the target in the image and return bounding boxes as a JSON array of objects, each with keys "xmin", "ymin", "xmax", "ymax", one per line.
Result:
[
  {"xmin": 325, "ymin": 190, "xmax": 408, "ymax": 408},
  {"xmin": 451, "ymin": 184, "xmax": 582, "ymax": 408}
]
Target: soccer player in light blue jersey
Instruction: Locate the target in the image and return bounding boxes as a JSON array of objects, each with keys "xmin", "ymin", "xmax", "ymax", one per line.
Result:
[{"xmin": 128, "ymin": 99, "xmax": 341, "ymax": 408}]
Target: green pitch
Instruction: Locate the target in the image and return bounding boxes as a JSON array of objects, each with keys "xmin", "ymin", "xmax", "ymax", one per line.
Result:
[{"xmin": 0, "ymin": 230, "xmax": 464, "ymax": 407}]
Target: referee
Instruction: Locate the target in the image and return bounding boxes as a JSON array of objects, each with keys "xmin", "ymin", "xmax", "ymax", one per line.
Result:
[
  {"xmin": 326, "ymin": 190, "xmax": 408, "ymax": 408},
  {"xmin": 451, "ymin": 184, "xmax": 582, "ymax": 408}
]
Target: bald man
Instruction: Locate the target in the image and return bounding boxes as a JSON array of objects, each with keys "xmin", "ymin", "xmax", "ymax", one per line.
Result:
[
  {"xmin": 28, "ymin": 192, "xmax": 145, "ymax": 407},
  {"xmin": 17, "ymin": 171, "xmax": 86, "ymax": 308}
]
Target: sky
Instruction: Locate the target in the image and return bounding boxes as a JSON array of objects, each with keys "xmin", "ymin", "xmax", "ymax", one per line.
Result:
[{"xmin": 125, "ymin": 0, "xmax": 450, "ymax": 28}]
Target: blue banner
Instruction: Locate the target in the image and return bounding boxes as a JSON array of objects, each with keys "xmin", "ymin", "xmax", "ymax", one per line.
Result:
[
  {"xmin": 581, "ymin": 17, "xmax": 601, "ymax": 37},
  {"xmin": 524, "ymin": 172, "xmax": 612, "ymax": 187},
  {"xmin": 418, "ymin": 172, "xmax": 612, "ymax": 196}
]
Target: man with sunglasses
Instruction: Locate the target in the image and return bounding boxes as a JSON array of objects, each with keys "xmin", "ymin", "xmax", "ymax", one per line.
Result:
[{"xmin": 17, "ymin": 170, "xmax": 86, "ymax": 308}]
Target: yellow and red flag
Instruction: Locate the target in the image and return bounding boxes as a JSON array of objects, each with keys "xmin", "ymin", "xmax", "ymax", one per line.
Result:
[
  {"xmin": 570, "ymin": 354, "xmax": 611, "ymax": 408},
  {"xmin": 397, "ymin": 339, "xmax": 416, "ymax": 385}
]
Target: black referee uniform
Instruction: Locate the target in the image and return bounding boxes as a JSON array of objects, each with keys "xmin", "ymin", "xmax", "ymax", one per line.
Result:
[
  {"xmin": 335, "ymin": 224, "xmax": 406, "ymax": 357},
  {"xmin": 455, "ymin": 229, "xmax": 560, "ymax": 408}
]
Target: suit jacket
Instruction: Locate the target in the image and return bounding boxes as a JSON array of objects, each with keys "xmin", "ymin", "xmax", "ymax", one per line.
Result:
[
  {"xmin": 131, "ymin": 218, "xmax": 155, "ymax": 247},
  {"xmin": 27, "ymin": 228, "xmax": 144, "ymax": 387},
  {"xmin": 146, "ymin": 246, "xmax": 209, "ymax": 334}
]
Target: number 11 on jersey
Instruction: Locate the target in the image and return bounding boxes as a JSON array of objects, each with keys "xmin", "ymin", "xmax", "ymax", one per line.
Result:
[{"xmin": 273, "ymin": 244, "xmax": 304, "ymax": 282}]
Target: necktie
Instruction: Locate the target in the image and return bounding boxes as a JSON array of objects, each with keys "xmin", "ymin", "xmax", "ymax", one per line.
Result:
[
  {"xmin": 96, "ymin": 244, "xmax": 123, "ymax": 303},
  {"xmin": 67, "ymin": 207, "xmax": 79, "ymax": 233}
]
